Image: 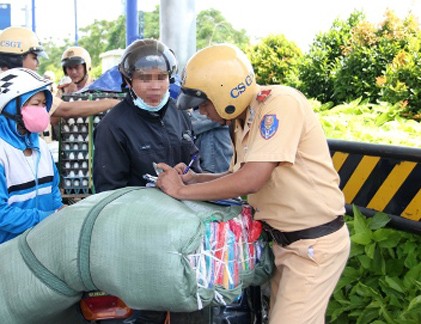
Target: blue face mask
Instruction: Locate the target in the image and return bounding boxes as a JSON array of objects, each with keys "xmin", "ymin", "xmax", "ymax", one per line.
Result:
[{"xmin": 133, "ymin": 91, "xmax": 170, "ymax": 112}]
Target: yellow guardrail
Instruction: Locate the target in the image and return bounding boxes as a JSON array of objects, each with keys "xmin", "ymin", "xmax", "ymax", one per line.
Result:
[{"xmin": 329, "ymin": 139, "xmax": 421, "ymax": 234}]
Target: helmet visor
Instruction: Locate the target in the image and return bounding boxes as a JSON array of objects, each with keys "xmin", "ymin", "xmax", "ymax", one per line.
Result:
[
  {"xmin": 62, "ymin": 56, "xmax": 85, "ymax": 67},
  {"xmin": 132, "ymin": 54, "xmax": 168, "ymax": 74},
  {"xmin": 176, "ymin": 88, "xmax": 208, "ymax": 110},
  {"xmin": 30, "ymin": 47, "xmax": 48, "ymax": 59}
]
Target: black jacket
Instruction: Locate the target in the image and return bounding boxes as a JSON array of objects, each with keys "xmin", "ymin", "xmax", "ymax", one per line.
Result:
[{"xmin": 93, "ymin": 94, "xmax": 200, "ymax": 192}]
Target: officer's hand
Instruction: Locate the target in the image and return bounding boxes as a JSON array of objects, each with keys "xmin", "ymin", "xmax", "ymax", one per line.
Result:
[
  {"xmin": 172, "ymin": 162, "xmax": 197, "ymax": 184},
  {"xmin": 156, "ymin": 163, "xmax": 185, "ymax": 199},
  {"xmin": 173, "ymin": 162, "xmax": 187, "ymax": 175}
]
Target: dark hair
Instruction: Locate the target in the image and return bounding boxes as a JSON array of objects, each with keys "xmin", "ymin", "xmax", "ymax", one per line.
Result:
[{"xmin": 0, "ymin": 53, "xmax": 24, "ymax": 69}]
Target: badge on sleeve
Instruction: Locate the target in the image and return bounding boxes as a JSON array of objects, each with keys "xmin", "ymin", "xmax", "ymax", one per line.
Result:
[{"xmin": 260, "ymin": 114, "xmax": 279, "ymax": 139}]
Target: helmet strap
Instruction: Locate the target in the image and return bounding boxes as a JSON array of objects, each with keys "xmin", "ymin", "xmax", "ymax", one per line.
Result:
[
  {"xmin": 1, "ymin": 96, "xmax": 24, "ymax": 127},
  {"xmin": 128, "ymin": 88, "xmax": 138, "ymax": 101},
  {"xmin": 122, "ymin": 75, "xmax": 132, "ymax": 87},
  {"xmin": 74, "ymin": 72, "xmax": 88, "ymax": 86}
]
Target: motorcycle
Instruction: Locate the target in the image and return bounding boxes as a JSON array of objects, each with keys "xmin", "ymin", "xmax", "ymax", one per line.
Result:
[
  {"xmin": 79, "ymin": 286, "xmax": 267, "ymax": 324},
  {"xmin": 79, "ymin": 291, "xmax": 149, "ymax": 324}
]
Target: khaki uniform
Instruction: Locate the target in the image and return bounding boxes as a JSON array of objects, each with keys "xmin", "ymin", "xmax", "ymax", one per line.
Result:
[
  {"xmin": 49, "ymin": 96, "xmax": 62, "ymax": 117},
  {"xmin": 41, "ymin": 97, "xmax": 63, "ymax": 144},
  {"xmin": 231, "ymin": 85, "xmax": 350, "ymax": 323}
]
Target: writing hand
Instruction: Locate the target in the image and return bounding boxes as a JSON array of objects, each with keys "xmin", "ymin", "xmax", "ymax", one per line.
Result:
[{"xmin": 155, "ymin": 163, "xmax": 185, "ymax": 199}]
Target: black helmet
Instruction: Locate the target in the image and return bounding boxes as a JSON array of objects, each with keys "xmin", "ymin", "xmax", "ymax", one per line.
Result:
[{"xmin": 118, "ymin": 39, "xmax": 177, "ymax": 84}]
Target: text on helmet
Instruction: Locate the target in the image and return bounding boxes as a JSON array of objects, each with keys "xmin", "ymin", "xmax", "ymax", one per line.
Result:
[
  {"xmin": 230, "ymin": 71, "xmax": 255, "ymax": 99},
  {"xmin": 0, "ymin": 40, "xmax": 22, "ymax": 49}
]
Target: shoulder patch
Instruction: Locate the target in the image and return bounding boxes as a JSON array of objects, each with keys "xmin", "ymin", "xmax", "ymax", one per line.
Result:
[
  {"xmin": 260, "ymin": 114, "xmax": 279, "ymax": 140},
  {"xmin": 256, "ymin": 89, "xmax": 272, "ymax": 103}
]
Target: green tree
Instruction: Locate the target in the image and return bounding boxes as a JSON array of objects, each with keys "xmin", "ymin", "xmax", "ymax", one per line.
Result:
[
  {"xmin": 375, "ymin": 13, "xmax": 421, "ymax": 119},
  {"xmin": 298, "ymin": 8, "xmax": 421, "ymax": 119},
  {"xmin": 196, "ymin": 9, "xmax": 249, "ymax": 50},
  {"xmin": 38, "ymin": 39, "xmax": 72, "ymax": 82},
  {"xmin": 298, "ymin": 11, "xmax": 364, "ymax": 103},
  {"xmin": 332, "ymin": 10, "xmax": 420, "ymax": 104},
  {"xmin": 246, "ymin": 34, "xmax": 302, "ymax": 87},
  {"xmin": 39, "ymin": 6, "xmax": 248, "ymax": 79}
]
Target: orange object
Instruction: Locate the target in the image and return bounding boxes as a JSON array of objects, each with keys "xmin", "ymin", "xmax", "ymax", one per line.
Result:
[{"xmin": 79, "ymin": 292, "xmax": 133, "ymax": 321}]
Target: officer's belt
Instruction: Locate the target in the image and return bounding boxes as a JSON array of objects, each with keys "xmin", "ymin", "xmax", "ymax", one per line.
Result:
[{"xmin": 263, "ymin": 216, "xmax": 344, "ymax": 246}]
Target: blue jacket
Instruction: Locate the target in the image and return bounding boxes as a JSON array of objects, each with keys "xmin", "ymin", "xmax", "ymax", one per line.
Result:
[
  {"xmin": 190, "ymin": 110, "xmax": 233, "ymax": 173},
  {"xmin": 0, "ymin": 91, "xmax": 63, "ymax": 244}
]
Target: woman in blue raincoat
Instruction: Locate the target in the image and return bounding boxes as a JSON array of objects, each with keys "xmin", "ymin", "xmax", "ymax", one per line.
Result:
[{"xmin": 0, "ymin": 68, "xmax": 63, "ymax": 244}]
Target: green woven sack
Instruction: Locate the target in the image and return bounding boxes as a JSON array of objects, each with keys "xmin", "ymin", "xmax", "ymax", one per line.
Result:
[{"xmin": 0, "ymin": 187, "xmax": 273, "ymax": 323}]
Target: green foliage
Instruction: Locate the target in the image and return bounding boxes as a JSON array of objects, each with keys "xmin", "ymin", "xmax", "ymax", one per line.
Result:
[
  {"xmin": 327, "ymin": 208, "xmax": 421, "ymax": 323},
  {"xmin": 376, "ymin": 41, "xmax": 421, "ymax": 119},
  {"xmin": 78, "ymin": 19, "xmax": 123, "ymax": 73},
  {"xmin": 245, "ymin": 34, "xmax": 302, "ymax": 87},
  {"xmin": 298, "ymin": 11, "xmax": 364, "ymax": 102},
  {"xmin": 313, "ymin": 99, "xmax": 421, "ymax": 147},
  {"xmin": 38, "ymin": 40, "xmax": 72, "ymax": 82},
  {"xmin": 333, "ymin": 11, "xmax": 421, "ymax": 107},
  {"xmin": 297, "ymin": 9, "xmax": 421, "ymax": 121},
  {"xmin": 142, "ymin": 6, "xmax": 160, "ymax": 40},
  {"xmin": 196, "ymin": 9, "xmax": 250, "ymax": 50},
  {"xmin": 38, "ymin": 6, "xmax": 247, "ymax": 79},
  {"xmin": 36, "ymin": 6, "xmax": 421, "ymax": 122}
]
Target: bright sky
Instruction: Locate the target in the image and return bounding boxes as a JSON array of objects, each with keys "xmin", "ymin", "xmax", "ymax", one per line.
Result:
[{"xmin": 7, "ymin": 0, "xmax": 421, "ymax": 51}]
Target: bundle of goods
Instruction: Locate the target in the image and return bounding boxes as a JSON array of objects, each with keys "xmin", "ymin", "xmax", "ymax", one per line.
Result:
[
  {"xmin": 190, "ymin": 205, "xmax": 265, "ymax": 296},
  {"xmin": 0, "ymin": 187, "xmax": 274, "ymax": 324}
]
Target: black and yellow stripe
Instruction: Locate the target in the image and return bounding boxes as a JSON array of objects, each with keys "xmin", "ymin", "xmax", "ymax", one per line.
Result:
[{"xmin": 328, "ymin": 139, "xmax": 421, "ymax": 232}]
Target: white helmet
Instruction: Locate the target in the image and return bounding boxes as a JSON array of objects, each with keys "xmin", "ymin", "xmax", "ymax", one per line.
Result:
[
  {"xmin": 0, "ymin": 67, "xmax": 53, "ymax": 113},
  {"xmin": 61, "ymin": 46, "xmax": 92, "ymax": 74}
]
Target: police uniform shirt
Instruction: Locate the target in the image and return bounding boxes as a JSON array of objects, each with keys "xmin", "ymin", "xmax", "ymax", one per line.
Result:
[
  {"xmin": 49, "ymin": 96, "xmax": 62, "ymax": 116},
  {"xmin": 231, "ymin": 85, "xmax": 345, "ymax": 232}
]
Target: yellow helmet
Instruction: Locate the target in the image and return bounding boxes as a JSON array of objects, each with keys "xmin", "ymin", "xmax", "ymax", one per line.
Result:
[
  {"xmin": 0, "ymin": 26, "xmax": 48, "ymax": 68},
  {"xmin": 61, "ymin": 46, "xmax": 92, "ymax": 75},
  {"xmin": 177, "ymin": 44, "xmax": 258, "ymax": 120}
]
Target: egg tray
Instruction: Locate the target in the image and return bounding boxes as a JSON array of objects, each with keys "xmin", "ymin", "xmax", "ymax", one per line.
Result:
[
  {"xmin": 58, "ymin": 93, "xmax": 124, "ymax": 199},
  {"xmin": 59, "ymin": 115, "xmax": 95, "ymax": 196}
]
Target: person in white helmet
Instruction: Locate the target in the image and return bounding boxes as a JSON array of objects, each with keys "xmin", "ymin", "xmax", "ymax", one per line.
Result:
[
  {"xmin": 0, "ymin": 26, "xmax": 119, "ymax": 119},
  {"xmin": 0, "ymin": 68, "xmax": 64, "ymax": 244},
  {"xmin": 156, "ymin": 44, "xmax": 351, "ymax": 324}
]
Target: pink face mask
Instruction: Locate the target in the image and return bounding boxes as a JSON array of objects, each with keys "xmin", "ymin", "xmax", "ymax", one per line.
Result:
[{"xmin": 21, "ymin": 105, "xmax": 50, "ymax": 133}]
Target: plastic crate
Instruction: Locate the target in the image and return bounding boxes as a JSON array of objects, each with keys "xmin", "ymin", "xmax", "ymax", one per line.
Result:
[{"xmin": 58, "ymin": 93, "xmax": 124, "ymax": 202}]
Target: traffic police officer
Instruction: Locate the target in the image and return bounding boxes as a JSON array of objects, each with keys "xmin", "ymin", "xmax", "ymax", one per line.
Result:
[{"xmin": 156, "ymin": 44, "xmax": 351, "ymax": 324}]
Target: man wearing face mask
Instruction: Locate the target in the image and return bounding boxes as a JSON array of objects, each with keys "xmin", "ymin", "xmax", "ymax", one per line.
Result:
[
  {"xmin": 93, "ymin": 39, "xmax": 201, "ymax": 192},
  {"xmin": 0, "ymin": 68, "xmax": 63, "ymax": 244},
  {"xmin": 92, "ymin": 39, "xmax": 204, "ymax": 323}
]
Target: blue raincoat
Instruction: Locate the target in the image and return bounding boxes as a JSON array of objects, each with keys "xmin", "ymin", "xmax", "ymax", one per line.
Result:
[{"xmin": 0, "ymin": 89, "xmax": 63, "ymax": 243}]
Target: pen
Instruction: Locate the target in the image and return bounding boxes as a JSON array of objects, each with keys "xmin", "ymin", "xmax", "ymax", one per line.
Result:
[{"xmin": 183, "ymin": 153, "xmax": 198, "ymax": 174}]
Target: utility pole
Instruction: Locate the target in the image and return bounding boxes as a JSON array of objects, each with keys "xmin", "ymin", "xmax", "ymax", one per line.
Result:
[
  {"xmin": 126, "ymin": 0, "xmax": 139, "ymax": 46},
  {"xmin": 31, "ymin": 0, "xmax": 35, "ymax": 32},
  {"xmin": 160, "ymin": 0, "xmax": 196, "ymax": 72},
  {"xmin": 74, "ymin": 0, "xmax": 78, "ymax": 45}
]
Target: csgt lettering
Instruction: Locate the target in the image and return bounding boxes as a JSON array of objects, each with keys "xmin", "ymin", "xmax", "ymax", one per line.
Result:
[
  {"xmin": 230, "ymin": 72, "xmax": 254, "ymax": 98},
  {"xmin": 0, "ymin": 41, "xmax": 22, "ymax": 49}
]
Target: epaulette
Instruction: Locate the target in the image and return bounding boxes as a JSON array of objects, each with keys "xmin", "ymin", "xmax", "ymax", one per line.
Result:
[{"xmin": 256, "ymin": 89, "xmax": 272, "ymax": 103}]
